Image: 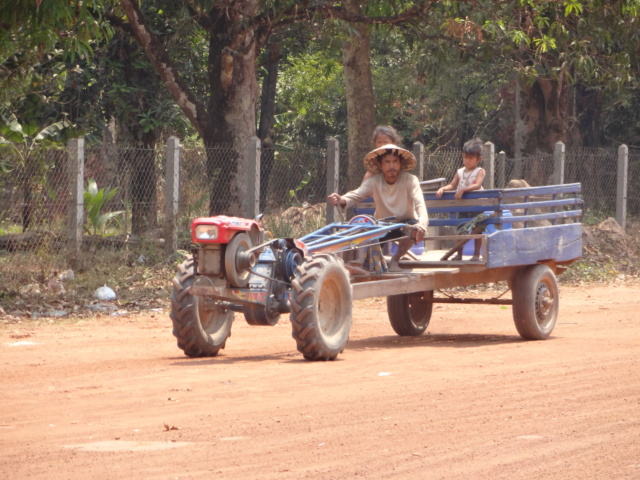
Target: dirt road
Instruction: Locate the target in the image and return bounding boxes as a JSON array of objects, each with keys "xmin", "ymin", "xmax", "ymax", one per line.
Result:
[{"xmin": 1, "ymin": 283, "xmax": 639, "ymax": 479}]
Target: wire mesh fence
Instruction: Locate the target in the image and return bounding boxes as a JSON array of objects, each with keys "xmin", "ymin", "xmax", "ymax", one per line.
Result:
[
  {"xmin": 565, "ymin": 148, "xmax": 618, "ymax": 218},
  {"xmin": 424, "ymin": 148, "xmax": 460, "ymax": 184},
  {"xmin": 629, "ymin": 150, "xmax": 640, "ymax": 217},
  {"xmin": 0, "ymin": 146, "xmax": 68, "ymax": 250},
  {"xmin": 261, "ymin": 145, "xmax": 335, "ymax": 211},
  {"xmin": 84, "ymin": 144, "xmax": 166, "ymax": 238},
  {"xmin": 0, "ymin": 139, "xmax": 639, "ymax": 260}
]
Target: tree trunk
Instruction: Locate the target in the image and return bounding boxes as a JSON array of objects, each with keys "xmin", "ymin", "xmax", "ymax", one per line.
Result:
[
  {"xmin": 342, "ymin": 2, "xmax": 376, "ymax": 190},
  {"xmin": 257, "ymin": 41, "xmax": 279, "ymax": 211},
  {"xmin": 116, "ymin": 36, "xmax": 158, "ymax": 236},
  {"xmin": 204, "ymin": 2, "xmax": 260, "ymax": 216},
  {"xmin": 514, "ymin": 76, "xmax": 569, "ymax": 184},
  {"xmin": 575, "ymin": 83, "xmax": 600, "ymax": 148},
  {"xmin": 120, "ymin": 0, "xmax": 262, "ymax": 217}
]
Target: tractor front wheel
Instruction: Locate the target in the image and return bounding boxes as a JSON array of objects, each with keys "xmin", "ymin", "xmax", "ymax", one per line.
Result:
[
  {"xmin": 290, "ymin": 254, "xmax": 352, "ymax": 361},
  {"xmin": 170, "ymin": 257, "xmax": 234, "ymax": 357}
]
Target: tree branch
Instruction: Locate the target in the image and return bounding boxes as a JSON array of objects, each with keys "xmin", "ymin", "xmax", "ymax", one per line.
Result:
[{"xmin": 119, "ymin": 0, "xmax": 209, "ymax": 137}]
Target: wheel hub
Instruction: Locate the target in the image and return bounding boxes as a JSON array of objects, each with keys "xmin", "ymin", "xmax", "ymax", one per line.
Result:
[{"xmin": 535, "ymin": 283, "xmax": 554, "ymax": 323}]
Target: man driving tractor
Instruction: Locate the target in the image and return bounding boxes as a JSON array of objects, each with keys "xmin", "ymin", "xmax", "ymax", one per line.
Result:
[{"xmin": 327, "ymin": 144, "xmax": 428, "ymax": 272}]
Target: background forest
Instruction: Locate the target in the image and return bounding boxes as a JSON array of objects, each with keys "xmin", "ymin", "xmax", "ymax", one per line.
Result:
[{"xmin": 2, "ymin": 1, "xmax": 640, "ymax": 199}]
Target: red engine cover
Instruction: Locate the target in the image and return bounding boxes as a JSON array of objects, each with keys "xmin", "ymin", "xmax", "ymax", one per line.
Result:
[{"xmin": 191, "ymin": 215, "xmax": 260, "ymax": 244}]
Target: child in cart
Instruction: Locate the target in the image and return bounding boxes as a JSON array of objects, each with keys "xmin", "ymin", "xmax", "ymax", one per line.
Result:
[{"xmin": 435, "ymin": 138, "xmax": 486, "ymax": 261}]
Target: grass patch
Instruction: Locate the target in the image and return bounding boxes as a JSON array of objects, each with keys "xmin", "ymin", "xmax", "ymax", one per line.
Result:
[{"xmin": 560, "ymin": 259, "xmax": 623, "ymax": 284}]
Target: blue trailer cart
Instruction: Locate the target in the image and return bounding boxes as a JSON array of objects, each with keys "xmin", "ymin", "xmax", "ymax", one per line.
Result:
[{"xmin": 170, "ymin": 183, "xmax": 583, "ymax": 361}]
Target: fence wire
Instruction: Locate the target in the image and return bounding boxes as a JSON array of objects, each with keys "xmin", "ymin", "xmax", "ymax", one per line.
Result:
[
  {"xmin": 0, "ymin": 141, "xmax": 639, "ymax": 258},
  {"xmin": 0, "ymin": 146, "xmax": 68, "ymax": 251},
  {"xmin": 424, "ymin": 148, "xmax": 460, "ymax": 184},
  {"xmin": 84, "ymin": 145, "xmax": 166, "ymax": 239},
  {"xmin": 565, "ymin": 148, "xmax": 618, "ymax": 217}
]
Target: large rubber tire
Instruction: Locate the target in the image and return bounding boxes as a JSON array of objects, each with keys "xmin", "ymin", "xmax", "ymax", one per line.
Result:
[
  {"xmin": 387, "ymin": 290, "xmax": 433, "ymax": 336},
  {"xmin": 290, "ymin": 253, "xmax": 352, "ymax": 361},
  {"xmin": 170, "ymin": 257, "xmax": 234, "ymax": 357},
  {"xmin": 512, "ymin": 264, "xmax": 559, "ymax": 340}
]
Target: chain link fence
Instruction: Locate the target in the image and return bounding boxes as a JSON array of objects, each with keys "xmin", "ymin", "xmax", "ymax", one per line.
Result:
[
  {"xmin": 84, "ymin": 144, "xmax": 166, "ymax": 239},
  {"xmin": 629, "ymin": 149, "xmax": 640, "ymax": 217},
  {"xmin": 0, "ymin": 139, "xmax": 639, "ymax": 259},
  {"xmin": 425, "ymin": 148, "xmax": 460, "ymax": 184},
  {"xmin": 0, "ymin": 146, "xmax": 68, "ymax": 250},
  {"xmin": 565, "ymin": 148, "xmax": 617, "ymax": 218}
]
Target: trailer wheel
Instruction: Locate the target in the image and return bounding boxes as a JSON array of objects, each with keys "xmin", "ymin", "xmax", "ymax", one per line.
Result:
[
  {"xmin": 170, "ymin": 257, "xmax": 234, "ymax": 357},
  {"xmin": 290, "ymin": 254, "xmax": 352, "ymax": 361},
  {"xmin": 387, "ymin": 291, "xmax": 433, "ymax": 336},
  {"xmin": 512, "ymin": 264, "xmax": 558, "ymax": 340}
]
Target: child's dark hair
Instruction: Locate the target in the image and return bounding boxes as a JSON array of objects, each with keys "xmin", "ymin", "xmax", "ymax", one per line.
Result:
[
  {"xmin": 462, "ymin": 138, "xmax": 483, "ymax": 157},
  {"xmin": 373, "ymin": 125, "xmax": 401, "ymax": 145}
]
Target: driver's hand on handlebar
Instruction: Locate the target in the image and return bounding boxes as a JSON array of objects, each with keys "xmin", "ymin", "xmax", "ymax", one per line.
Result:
[
  {"xmin": 327, "ymin": 193, "xmax": 346, "ymax": 208},
  {"xmin": 413, "ymin": 225, "xmax": 425, "ymax": 243}
]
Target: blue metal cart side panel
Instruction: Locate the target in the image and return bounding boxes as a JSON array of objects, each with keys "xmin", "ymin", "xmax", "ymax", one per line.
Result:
[
  {"xmin": 423, "ymin": 183, "xmax": 581, "ymax": 201},
  {"xmin": 485, "ymin": 223, "xmax": 583, "ymax": 269}
]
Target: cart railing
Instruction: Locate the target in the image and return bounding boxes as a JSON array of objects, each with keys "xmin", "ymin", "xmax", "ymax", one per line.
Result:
[{"xmin": 354, "ymin": 182, "xmax": 583, "ymax": 230}]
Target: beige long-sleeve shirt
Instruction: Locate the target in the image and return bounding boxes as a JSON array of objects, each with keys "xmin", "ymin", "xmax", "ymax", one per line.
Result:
[{"xmin": 342, "ymin": 172, "xmax": 429, "ymax": 230}]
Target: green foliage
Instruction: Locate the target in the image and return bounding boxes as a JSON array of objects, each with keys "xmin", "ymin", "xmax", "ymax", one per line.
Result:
[
  {"xmin": 0, "ymin": 0, "xmax": 113, "ymax": 127},
  {"xmin": 276, "ymin": 48, "xmax": 346, "ymax": 147},
  {"xmin": 83, "ymin": 179, "xmax": 125, "ymax": 237},
  {"xmin": 0, "ymin": 114, "xmax": 70, "ymax": 159},
  {"xmin": 476, "ymin": 0, "xmax": 640, "ymax": 90},
  {"xmin": 0, "ymin": 115, "xmax": 71, "ymax": 231},
  {"xmin": 288, "ymin": 171, "xmax": 312, "ymax": 201},
  {"xmin": 0, "ymin": 0, "xmax": 114, "ymax": 59}
]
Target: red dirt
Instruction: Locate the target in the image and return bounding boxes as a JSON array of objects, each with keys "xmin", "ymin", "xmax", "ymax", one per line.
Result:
[{"xmin": 1, "ymin": 283, "xmax": 639, "ymax": 479}]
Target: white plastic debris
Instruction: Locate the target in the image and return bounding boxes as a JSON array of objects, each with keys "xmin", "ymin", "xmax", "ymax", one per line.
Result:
[{"xmin": 94, "ymin": 284, "xmax": 116, "ymax": 301}]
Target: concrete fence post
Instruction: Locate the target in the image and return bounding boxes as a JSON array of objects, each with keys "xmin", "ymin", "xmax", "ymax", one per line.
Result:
[
  {"xmin": 482, "ymin": 141, "xmax": 495, "ymax": 189},
  {"xmin": 246, "ymin": 136, "xmax": 261, "ymax": 219},
  {"xmin": 552, "ymin": 141, "xmax": 565, "ymax": 185},
  {"xmin": 412, "ymin": 142, "xmax": 424, "ymax": 181},
  {"xmin": 497, "ymin": 151, "xmax": 506, "ymax": 188},
  {"xmin": 617, "ymin": 144, "xmax": 628, "ymax": 230},
  {"xmin": 164, "ymin": 136, "xmax": 180, "ymax": 256},
  {"xmin": 326, "ymin": 137, "xmax": 340, "ymax": 224},
  {"xmin": 67, "ymin": 138, "xmax": 84, "ymax": 257}
]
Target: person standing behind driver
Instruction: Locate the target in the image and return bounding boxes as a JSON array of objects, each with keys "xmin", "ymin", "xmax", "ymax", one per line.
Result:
[
  {"xmin": 361, "ymin": 126, "xmax": 402, "ymax": 183},
  {"xmin": 436, "ymin": 137, "xmax": 486, "ymax": 261},
  {"xmin": 328, "ymin": 144, "xmax": 428, "ymax": 272}
]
